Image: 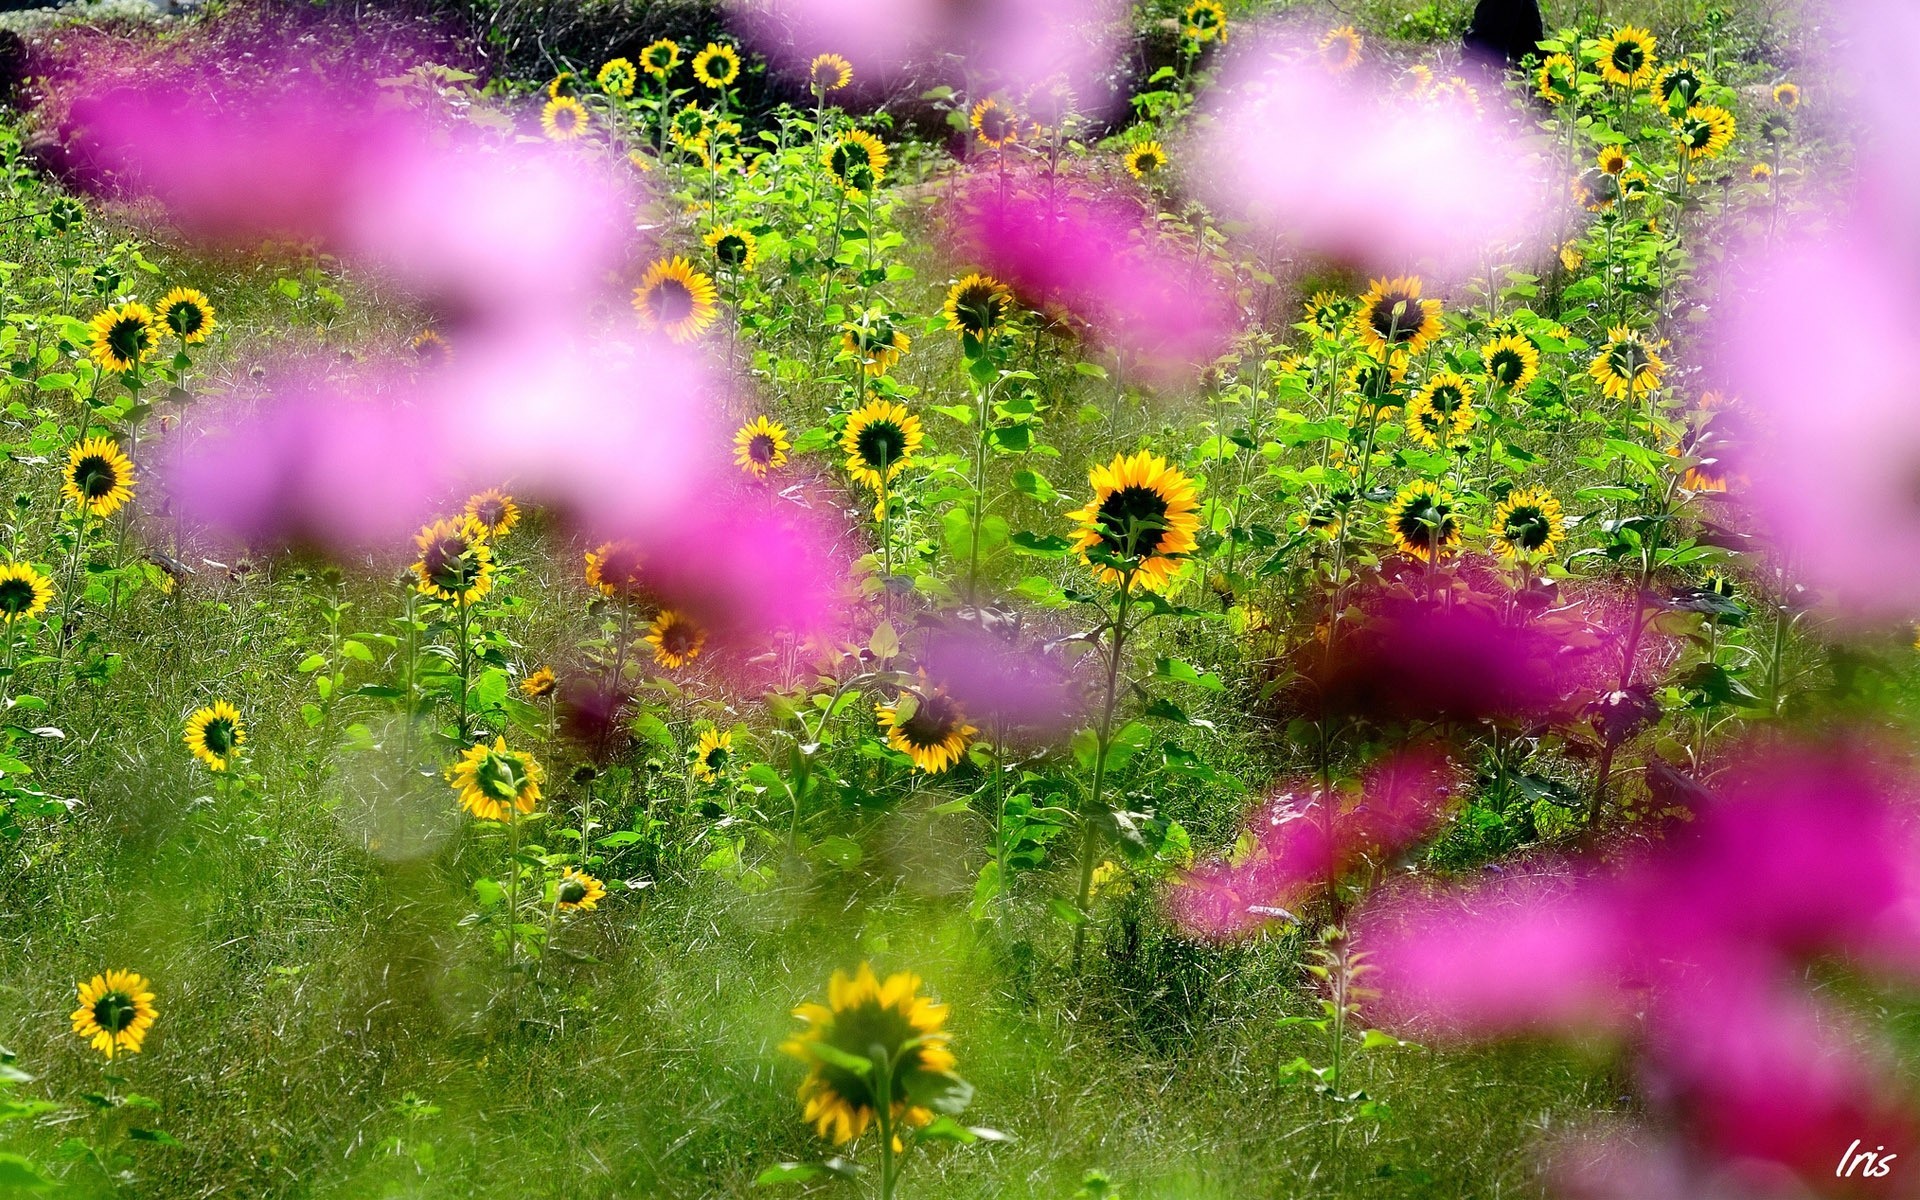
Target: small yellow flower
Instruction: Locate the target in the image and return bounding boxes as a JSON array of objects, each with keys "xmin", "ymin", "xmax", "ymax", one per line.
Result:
[
  {"xmin": 521, "ymin": 666, "xmax": 556, "ymax": 699},
  {"xmin": 71, "ymin": 970, "xmax": 157, "ymax": 1059},
  {"xmin": 541, "ymin": 96, "xmax": 589, "ymax": 141},
  {"xmin": 693, "ymin": 42, "xmax": 741, "ymax": 88},
  {"xmin": 734, "ymin": 415, "xmax": 791, "ymax": 480},
  {"xmin": 183, "ymin": 701, "xmax": 245, "ymax": 772},
  {"xmin": 555, "ymin": 867, "xmax": 607, "ymax": 912},
  {"xmin": 1124, "ymin": 141, "xmax": 1167, "ymax": 182}
]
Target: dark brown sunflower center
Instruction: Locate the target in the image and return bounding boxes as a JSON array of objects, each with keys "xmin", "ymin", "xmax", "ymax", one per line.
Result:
[
  {"xmin": 555, "ymin": 106, "xmax": 582, "ymax": 131},
  {"xmin": 703, "ymin": 745, "xmax": 730, "ymax": 769},
  {"xmin": 1488, "ymin": 348, "xmax": 1525, "ymax": 385},
  {"xmin": 1095, "ymin": 485, "xmax": 1172, "ymax": 558},
  {"xmin": 475, "ymin": 500, "xmax": 507, "ymax": 527},
  {"xmin": 1503, "ymin": 506, "xmax": 1552, "ymax": 550},
  {"xmin": 811, "ymin": 60, "xmax": 847, "ymax": 89},
  {"xmin": 978, "ymin": 107, "xmax": 1017, "ymax": 142},
  {"xmin": 1131, "ymin": 148, "xmax": 1163, "ymax": 173},
  {"xmin": 830, "ymin": 143, "xmax": 875, "ymax": 188},
  {"xmin": 0, "ymin": 578, "xmax": 37, "ymax": 614},
  {"xmin": 646, "ymin": 48, "xmax": 674, "ymax": 70},
  {"xmin": 1607, "ymin": 340, "xmax": 1652, "ymax": 379},
  {"xmin": 72, "ymin": 455, "xmax": 119, "ymax": 499},
  {"xmin": 659, "ymin": 621, "xmax": 699, "ymax": 655},
  {"xmin": 1661, "ymin": 70, "xmax": 1700, "ymax": 104},
  {"xmin": 1611, "ymin": 41, "xmax": 1646, "ymax": 74},
  {"xmin": 899, "ymin": 696, "xmax": 961, "ymax": 747},
  {"xmin": 649, "ymin": 279, "xmax": 695, "ymax": 323},
  {"xmin": 815, "ymin": 1002, "xmax": 926, "ymax": 1110},
  {"xmin": 1427, "ymin": 384, "xmax": 1465, "ymax": 415},
  {"xmin": 748, "ymin": 434, "xmax": 777, "ymax": 465},
  {"xmin": 92, "ymin": 990, "xmax": 137, "ymax": 1032},
  {"xmin": 106, "ymin": 317, "xmax": 150, "ymax": 363},
  {"xmin": 164, "ymin": 302, "xmax": 206, "ymax": 337},
  {"xmin": 856, "ymin": 421, "xmax": 907, "ymax": 471}
]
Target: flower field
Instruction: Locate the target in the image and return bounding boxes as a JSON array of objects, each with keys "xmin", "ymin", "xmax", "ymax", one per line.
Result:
[{"xmin": 0, "ymin": 0, "xmax": 1915, "ymax": 1196}]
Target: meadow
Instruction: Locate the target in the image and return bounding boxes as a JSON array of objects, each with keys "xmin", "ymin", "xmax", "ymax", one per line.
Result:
[{"xmin": 2, "ymin": 0, "xmax": 1916, "ymax": 1198}]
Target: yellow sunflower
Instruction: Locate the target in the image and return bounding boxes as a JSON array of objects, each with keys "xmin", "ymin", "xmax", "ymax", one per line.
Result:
[
  {"xmin": 969, "ymin": 97, "xmax": 1019, "ymax": 149},
  {"xmin": 156, "ymin": 287, "xmax": 215, "ymax": 343},
  {"xmin": 521, "ymin": 665, "xmax": 556, "ymax": 699},
  {"xmin": 692, "ymin": 727, "xmax": 733, "ymax": 781},
  {"xmin": 1751, "ymin": 161, "xmax": 1773, "ymax": 181},
  {"xmin": 1491, "ymin": 487, "xmax": 1565, "ymax": 560},
  {"xmin": 1773, "ymin": 81, "xmax": 1800, "ymax": 109},
  {"xmin": 704, "ymin": 224, "xmax": 759, "ymax": 272},
  {"xmin": 841, "ymin": 309, "xmax": 911, "ymax": 376},
  {"xmin": 1352, "ymin": 276, "xmax": 1443, "ymax": 358},
  {"xmin": 585, "ymin": 540, "xmax": 647, "ymax": 598},
  {"xmin": 841, "ymin": 399, "xmax": 924, "ymax": 491},
  {"xmin": 1182, "ymin": 0, "xmax": 1227, "ymax": 43},
  {"xmin": 1066, "ymin": 451, "xmax": 1201, "ymax": 592},
  {"xmin": 1655, "ymin": 61, "xmax": 1703, "ymax": 110},
  {"xmin": 781, "ymin": 964, "xmax": 958, "ymax": 1146},
  {"xmin": 809, "ymin": 53, "xmax": 854, "ymax": 94},
  {"xmin": 1674, "ymin": 104, "xmax": 1736, "ymax": 159},
  {"xmin": 1596, "ymin": 25, "xmax": 1657, "ymax": 89},
  {"xmin": 464, "ymin": 488, "xmax": 520, "ymax": 538},
  {"xmin": 1588, "ymin": 325, "xmax": 1666, "ymax": 401},
  {"xmin": 1405, "ymin": 372, "xmax": 1477, "ymax": 450},
  {"xmin": 70, "ymin": 970, "xmax": 157, "ymax": 1060},
  {"xmin": 183, "ymin": 700, "xmax": 245, "ymax": 772},
  {"xmin": 734, "ymin": 415, "xmax": 791, "ymax": 480},
  {"xmin": 596, "ymin": 57, "xmax": 637, "ymax": 97},
  {"xmin": 876, "ymin": 690, "xmax": 978, "ymax": 773},
  {"xmin": 0, "ymin": 562, "xmax": 52, "ymax": 624},
  {"xmin": 61, "ymin": 436, "xmax": 136, "ymax": 518},
  {"xmin": 410, "ymin": 329, "xmax": 451, "ymax": 365},
  {"xmin": 1318, "ymin": 25, "xmax": 1362, "ymax": 72},
  {"xmin": 1388, "ymin": 480, "xmax": 1461, "ymax": 562},
  {"xmin": 547, "ymin": 71, "xmax": 577, "ymax": 99},
  {"xmin": 1536, "ymin": 53, "xmax": 1578, "ymax": 103},
  {"xmin": 411, "ymin": 516, "xmax": 494, "ymax": 605},
  {"xmin": 449, "ymin": 736, "xmax": 543, "ymax": 822},
  {"xmin": 693, "ymin": 42, "xmax": 741, "ymax": 88},
  {"xmin": 632, "ymin": 256, "xmax": 720, "ymax": 343},
  {"xmin": 87, "ymin": 301, "xmax": 158, "ymax": 373},
  {"xmin": 1481, "ymin": 334, "xmax": 1540, "ymax": 391},
  {"xmin": 942, "ymin": 273, "xmax": 1014, "ymax": 338},
  {"xmin": 824, "ymin": 129, "xmax": 889, "ymax": 195},
  {"xmin": 641, "ymin": 39, "xmax": 682, "ymax": 79},
  {"xmin": 1596, "ymin": 145, "xmax": 1628, "ymax": 176},
  {"xmin": 541, "ymin": 96, "xmax": 590, "ymax": 141},
  {"xmin": 1124, "ymin": 141, "xmax": 1167, "ymax": 182},
  {"xmin": 645, "ymin": 609, "xmax": 707, "ymax": 669},
  {"xmin": 555, "ymin": 866, "xmax": 607, "ymax": 912},
  {"xmin": 1572, "ymin": 168, "xmax": 1621, "ymax": 212},
  {"xmin": 1303, "ymin": 290, "xmax": 1356, "ymax": 332}
]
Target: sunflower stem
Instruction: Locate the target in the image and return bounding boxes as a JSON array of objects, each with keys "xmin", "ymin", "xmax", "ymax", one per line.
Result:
[{"xmin": 1072, "ymin": 571, "xmax": 1134, "ymax": 973}]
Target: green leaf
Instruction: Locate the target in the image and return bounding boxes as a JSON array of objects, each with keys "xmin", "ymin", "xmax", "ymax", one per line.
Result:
[
  {"xmin": 806, "ymin": 1042, "xmax": 876, "ymax": 1077},
  {"xmin": 755, "ymin": 1162, "xmax": 827, "ymax": 1185},
  {"xmin": 1010, "ymin": 532, "xmax": 1070, "ymax": 557},
  {"xmin": 0, "ymin": 1153, "xmax": 55, "ymax": 1191},
  {"xmin": 1153, "ymin": 656, "xmax": 1224, "ymax": 691}
]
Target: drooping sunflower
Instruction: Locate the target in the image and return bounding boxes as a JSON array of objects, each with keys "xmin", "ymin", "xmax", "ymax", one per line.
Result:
[
  {"xmin": 1405, "ymin": 372, "xmax": 1477, "ymax": 450},
  {"xmin": 1491, "ymin": 487, "xmax": 1565, "ymax": 560},
  {"xmin": 841, "ymin": 309, "xmax": 912, "ymax": 376},
  {"xmin": 823, "ymin": 129, "xmax": 889, "ymax": 195},
  {"xmin": 1773, "ymin": 81, "xmax": 1801, "ymax": 109},
  {"xmin": 1066, "ymin": 451, "xmax": 1201, "ymax": 592},
  {"xmin": 732, "ymin": 416, "xmax": 791, "ymax": 481},
  {"xmin": 596, "ymin": 57, "xmax": 637, "ymax": 97},
  {"xmin": 183, "ymin": 700, "xmax": 245, "ymax": 772},
  {"xmin": 1674, "ymin": 104, "xmax": 1736, "ymax": 160},
  {"xmin": 1596, "ymin": 145, "xmax": 1628, "ymax": 176},
  {"xmin": 71, "ymin": 970, "xmax": 157, "ymax": 1060},
  {"xmin": 1303, "ymin": 290, "xmax": 1356, "ymax": 332},
  {"xmin": 585, "ymin": 540, "xmax": 648, "ymax": 598},
  {"xmin": 1318, "ymin": 24, "xmax": 1362, "ymax": 72},
  {"xmin": 463, "ymin": 488, "xmax": 520, "ymax": 538},
  {"xmin": 541, "ymin": 96, "xmax": 590, "ymax": 141},
  {"xmin": 1389, "ymin": 480, "xmax": 1461, "ymax": 563},
  {"xmin": 156, "ymin": 287, "xmax": 215, "ymax": 343},
  {"xmin": 411, "ymin": 516, "xmax": 494, "ymax": 605},
  {"xmin": 693, "ymin": 727, "xmax": 733, "ymax": 782},
  {"xmin": 1596, "ymin": 25, "xmax": 1657, "ymax": 89},
  {"xmin": 809, "ymin": 52, "xmax": 854, "ymax": 93},
  {"xmin": 703, "ymin": 224, "xmax": 759, "ymax": 273},
  {"xmin": 1481, "ymin": 334, "xmax": 1540, "ymax": 391},
  {"xmin": 641, "ymin": 39, "xmax": 682, "ymax": 79},
  {"xmin": 646, "ymin": 609, "xmax": 707, "ymax": 669},
  {"xmin": 61, "ymin": 436, "xmax": 137, "ymax": 518},
  {"xmin": 942, "ymin": 273, "xmax": 1014, "ymax": 338},
  {"xmin": 693, "ymin": 42, "xmax": 741, "ymax": 88},
  {"xmin": 1182, "ymin": 0, "xmax": 1227, "ymax": 43},
  {"xmin": 1352, "ymin": 276, "xmax": 1443, "ymax": 358},
  {"xmin": 876, "ymin": 690, "xmax": 978, "ymax": 774},
  {"xmin": 1655, "ymin": 60, "xmax": 1703, "ymax": 110},
  {"xmin": 1588, "ymin": 326, "xmax": 1666, "ymax": 401},
  {"xmin": 969, "ymin": 97, "xmax": 1019, "ymax": 149},
  {"xmin": 521, "ymin": 665, "xmax": 557, "ymax": 699},
  {"xmin": 781, "ymin": 964, "xmax": 957, "ymax": 1146},
  {"xmin": 0, "ymin": 562, "xmax": 52, "ymax": 624},
  {"xmin": 841, "ymin": 399, "xmax": 924, "ymax": 491},
  {"xmin": 632, "ymin": 256, "xmax": 720, "ymax": 343},
  {"xmin": 87, "ymin": 301, "xmax": 158, "ymax": 373},
  {"xmin": 409, "ymin": 329, "xmax": 451, "ymax": 365},
  {"xmin": 555, "ymin": 866, "xmax": 607, "ymax": 912},
  {"xmin": 449, "ymin": 736, "xmax": 544, "ymax": 822},
  {"xmin": 1124, "ymin": 141, "xmax": 1167, "ymax": 182},
  {"xmin": 1535, "ymin": 53, "xmax": 1578, "ymax": 103}
]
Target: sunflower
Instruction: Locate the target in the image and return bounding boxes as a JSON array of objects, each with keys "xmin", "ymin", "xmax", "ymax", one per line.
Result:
[
  {"xmin": 1674, "ymin": 104, "xmax": 1736, "ymax": 159},
  {"xmin": 641, "ymin": 39, "xmax": 681, "ymax": 79},
  {"xmin": 411, "ymin": 516, "xmax": 494, "ymax": 605},
  {"xmin": 1596, "ymin": 25, "xmax": 1657, "ymax": 89},
  {"xmin": 1655, "ymin": 61, "xmax": 1703, "ymax": 110},
  {"xmin": 584, "ymin": 540, "xmax": 647, "ymax": 598},
  {"xmin": 156, "ymin": 287, "xmax": 215, "ymax": 343},
  {"xmin": 0, "ymin": 562, "xmax": 52, "ymax": 624},
  {"xmin": 781, "ymin": 964, "xmax": 958, "ymax": 1146},
  {"xmin": 1773, "ymin": 81, "xmax": 1800, "ymax": 109},
  {"xmin": 942, "ymin": 273, "xmax": 1014, "ymax": 338},
  {"xmin": 1596, "ymin": 145, "xmax": 1628, "ymax": 176},
  {"xmin": 810, "ymin": 52, "xmax": 854, "ymax": 93},
  {"xmin": 521, "ymin": 665, "xmax": 556, "ymax": 699},
  {"xmin": 876, "ymin": 690, "xmax": 977, "ymax": 774},
  {"xmin": 455, "ymin": 490, "xmax": 517, "ymax": 540},
  {"xmin": 692, "ymin": 727, "xmax": 733, "ymax": 781},
  {"xmin": 1066, "ymin": 451, "xmax": 1201, "ymax": 592},
  {"xmin": 1389, "ymin": 480, "xmax": 1461, "ymax": 562},
  {"xmin": 555, "ymin": 866, "xmax": 607, "ymax": 912},
  {"xmin": 693, "ymin": 42, "xmax": 741, "ymax": 88},
  {"xmin": 1751, "ymin": 161, "xmax": 1773, "ymax": 181},
  {"xmin": 1405, "ymin": 372, "xmax": 1476, "ymax": 450},
  {"xmin": 1491, "ymin": 488, "xmax": 1565, "ymax": 560},
  {"xmin": 1759, "ymin": 112, "xmax": 1792, "ymax": 145},
  {"xmin": 632, "ymin": 256, "xmax": 720, "ymax": 343},
  {"xmin": 824, "ymin": 129, "xmax": 889, "ymax": 195},
  {"xmin": 410, "ymin": 329, "xmax": 451, "ymax": 365},
  {"xmin": 1535, "ymin": 53, "xmax": 1578, "ymax": 103},
  {"xmin": 841, "ymin": 399, "xmax": 924, "ymax": 491},
  {"xmin": 596, "ymin": 57, "xmax": 637, "ymax": 97},
  {"xmin": 1481, "ymin": 334, "xmax": 1540, "ymax": 391},
  {"xmin": 450, "ymin": 736, "xmax": 543, "ymax": 822},
  {"xmin": 1303, "ymin": 290, "xmax": 1356, "ymax": 332},
  {"xmin": 183, "ymin": 700, "xmax": 245, "ymax": 772},
  {"xmin": 61, "ymin": 436, "xmax": 136, "ymax": 518},
  {"xmin": 969, "ymin": 97, "xmax": 1019, "ymax": 149},
  {"xmin": 732, "ymin": 416, "xmax": 791, "ymax": 480},
  {"xmin": 541, "ymin": 96, "xmax": 589, "ymax": 141},
  {"xmin": 669, "ymin": 103, "xmax": 714, "ymax": 147},
  {"xmin": 645, "ymin": 609, "xmax": 707, "ymax": 669},
  {"xmin": 841, "ymin": 309, "xmax": 911, "ymax": 376},
  {"xmin": 87, "ymin": 301, "xmax": 158, "ymax": 373},
  {"xmin": 1352, "ymin": 276, "xmax": 1442, "ymax": 358},
  {"xmin": 1124, "ymin": 141, "xmax": 1167, "ymax": 182},
  {"xmin": 1588, "ymin": 326, "xmax": 1666, "ymax": 401},
  {"xmin": 70, "ymin": 970, "xmax": 157, "ymax": 1060},
  {"xmin": 547, "ymin": 71, "xmax": 578, "ymax": 99},
  {"xmin": 703, "ymin": 224, "xmax": 759, "ymax": 272},
  {"xmin": 1571, "ymin": 168, "xmax": 1621, "ymax": 212},
  {"xmin": 1318, "ymin": 24, "xmax": 1362, "ymax": 71},
  {"xmin": 1182, "ymin": 0, "xmax": 1227, "ymax": 43},
  {"xmin": 1346, "ymin": 354, "xmax": 1408, "ymax": 406}
]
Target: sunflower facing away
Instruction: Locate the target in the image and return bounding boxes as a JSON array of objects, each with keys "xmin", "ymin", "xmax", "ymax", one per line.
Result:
[
  {"xmin": 877, "ymin": 689, "xmax": 978, "ymax": 774},
  {"xmin": 641, "ymin": 39, "xmax": 681, "ymax": 79},
  {"xmin": 1124, "ymin": 141, "xmax": 1167, "ymax": 182},
  {"xmin": 734, "ymin": 416, "xmax": 791, "ymax": 480},
  {"xmin": 1572, "ymin": 168, "xmax": 1621, "ymax": 212},
  {"xmin": 1492, "ymin": 488, "xmax": 1566, "ymax": 560},
  {"xmin": 596, "ymin": 57, "xmax": 637, "ymax": 97},
  {"xmin": 521, "ymin": 665, "xmax": 557, "ymax": 699},
  {"xmin": 541, "ymin": 96, "xmax": 589, "ymax": 141},
  {"xmin": 62, "ymin": 436, "xmax": 137, "ymax": 518},
  {"xmin": 0, "ymin": 562, "xmax": 52, "ymax": 624},
  {"xmin": 183, "ymin": 700, "xmax": 245, "ymax": 772},
  {"xmin": 842, "ymin": 399, "xmax": 925, "ymax": 491},
  {"xmin": 970, "ymin": 97, "xmax": 1019, "ymax": 149},
  {"xmin": 1596, "ymin": 25, "xmax": 1657, "ymax": 89},
  {"xmin": 1535, "ymin": 53, "xmax": 1577, "ymax": 103},
  {"xmin": 1182, "ymin": 0, "xmax": 1227, "ymax": 43},
  {"xmin": 1674, "ymin": 104, "xmax": 1736, "ymax": 159},
  {"xmin": 71, "ymin": 970, "xmax": 157, "ymax": 1060},
  {"xmin": 1588, "ymin": 326, "xmax": 1666, "ymax": 401},
  {"xmin": 693, "ymin": 42, "xmax": 741, "ymax": 88},
  {"xmin": 87, "ymin": 301, "xmax": 158, "ymax": 373},
  {"xmin": 585, "ymin": 540, "xmax": 647, "ymax": 598},
  {"xmin": 1303, "ymin": 290, "xmax": 1356, "ymax": 332},
  {"xmin": 645, "ymin": 609, "xmax": 707, "ymax": 669},
  {"xmin": 632, "ymin": 256, "xmax": 720, "ymax": 343},
  {"xmin": 1481, "ymin": 334, "xmax": 1540, "ymax": 391},
  {"xmin": 410, "ymin": 329, "xmax": 451, "ymax": 365},
  {"xmin": 1656, "ymin": 61, "xmax": 1703, "ymax": 110},
  {"xmin": 465, "ymin": 489, "xmax": 520, "ymax": 538},
  {"xmin": 1405, "ymin": 372, "xmax": 1477, "ymax": 450},
  {"xmin": 943, "ymin": 273, "xmax": 1014, "ymax": 339},
  {"xmin": 1066, "ymin": 451, "xmax": 1201, "ymax": 592},
  {"xmin": 781, "ymin": 964, "xmax": 958, "ymax": 1145},
  {"xmin": 1352, "ymin": 276, "xmax": 1443, "ymax": 358},
  {"xmin": 1318, "ymin": 25, "xmax": 1362, "ymax": 72},
  {"xmin": 693, "ymin": 727, "xmax": 733, "ymax": 782},
  {"xmin": 824, "ymin": 129, "xmax": 889, "ymax": 195},
  {"xmin": 1389, "ymin": 480, "xmax": 1461, "ymax": 562},
  {"xmin": 809, "ymin": 53, "xmax": 854, "ymax": 94},
  {"xmin": 156, "ymin": 287, "xmax": 215, "ymax": 343},
  {"xmin": 555, "ymin": 867, "xmax": 607, "ymax": 912},
  {"xmin": 704, "ymin": 224, "xmax": 759, "ymax": 272},
  {"xmin": 450, "ymin": 736, "xmax": 544, "ymax": 822},
  {"xmin": 842, "ymin": 309, "xmax": 912, "ymax": 376}
]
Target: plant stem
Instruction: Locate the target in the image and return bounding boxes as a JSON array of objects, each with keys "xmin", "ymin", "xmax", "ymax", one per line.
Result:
[{"xmin": 1072, "ymin": 572, "xmax": 1135, "ymax": 972}]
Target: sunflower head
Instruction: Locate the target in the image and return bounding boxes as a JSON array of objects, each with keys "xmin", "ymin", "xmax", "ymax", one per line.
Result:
[
  {"xmin": 555, "ymin": 866, "xmax": 607, "ymax": 912},
  {"xmin": 1124, "ymin": 141, "xmax": 1167, "ymax": 182},
  {"xmin": 409, "ymin": 329, "xmax": 451, "ymax": 366},
  {"xmin": 450, "ymin": 736, "xmax": 544, "ymax": 822},
  {"xmin": 693, "ymin": 727, "xmax": 733, "ymax": 781},
  {"xmin": 1773, "ymin": 81, "xmax": 1800, "ymax": 110},
  {"xmin": 824, "ymin": 129, "xmax": 889, "ymax": 195},
  {"xmin": 157, "ymin": 287, "xmax": 215, "ymax": 343},
  {"xmin": 1535, "ymin": 53, "xmax": 1578, "ymax": 103},
  {"xmin": 704, "ymin": 224, "xmax": 759, "ymax": 272},
  {"xmin": 1389, "ymin": 480, "xmax": 1460, "ymax": 562},
  {"xmin": 969, "ymin": 97, "xmax": 1020, "ymax": 149},
  {"xmin": 596, "ymin": 57, "xmax": 637, "ymax": 97},
  {"xmin": 641, "ymin": 39, "xmax": 681, "ymax": 78},
  {"xmin": 1588, "ymin": 325, "xmax": 1666, "ymax": 401},
  {"xmin": 1318, "ymin": 24, "xmax": 1361, "ymax": 71},
  {"xmin": 1405, "ymin": 372, "xmax": 1476, "ymax": 450},
  {"xmin": 1065, "ymin": 451, "xmax": 1201, "ymax": 592},
  {"xmin": 693, "ymin": 42, "xmax": 741, "ymax": 88},
  {"xmin": 1352, "ymin": 276, "xmax": 1442, "ymax": 357},
  {"xmin": 1751, "ymin": 161, "xmax": 1773, "ymax": 181},
  {"xmin": 1655, "ymin": 61, "xmax": 1703, "ymax": 111},
  {"xmin": 1572, "ymin": 168, "xmax": 1621, "ymax": 212},
  {"xmin": 1302, "ymin": 290, "xmax": 1356, "ymax": 333},
  {"xmin": 1596, "ymin": 145, "xmax": 1628, "ymax": 176},
  {"xmin": 0, "ymin": 562, "xmax": 52, "ymax": 624},
  {"xmin": 183, "ymin": 700, "xmax": 245, "ymax": 772},
  {"xmin": 876, "ymin": 688, "xmax": 978, "ymax": 774},
  {"xmin": 780, "ymin": 964, "xmax": 959, "ymax": 1146},
  {"xmin": 1596, "ymin": 25, "xmax": 1657, "ymax": 89},
  {"xmin": 1481, "ymin": 334, "xmax": 1540, "ymax": 391},
  {"xmin": 585, "ymin": 540, "xmax": 647, "ymax": 598},
  {"xmin": 541, "ymin": 96, "xmax": 589, "ymax": 141},
  {"xmin": 942, "ymin": 273, "xmax": 1013, "ymax": 340},
  {"xmin": 734, "ymin": 416, "xmax": 791, "ymax": 480},
  {"xmin": 465, "ymin": 488, "xmax": 520, "ymax": 538},
  {"xmin": 71, "ymin": 970, "xmax": 158, "ymax": 1059},
  {"xmin": 412, "ymin": 517, "xmax": 494, "ymax": 605},
  {"xmin": 1759, "ymin": 112, "xmax": 1793, "ymax": 144},
  {"xmin": 841, "ymin": 399, "xmax": 925, "ymax": 491},
  {"xmin": 1492, "ymin": 487, "xmax": 1565, "ymax": 560},
  {"xmin": 1674, "ymin": 104, "xmax": 1736, "ymax": 159},
  {"xmin": 1183, "ymin": 0, "xmax": 1227, "ymax": 43},
  {"xmin": 547, "ymin": 71, "xmax": 577, "ymax": 99},
  {"xmin": 62, "ymin": 436, "xmax": 136, "ymax": 518},
  {"xmin": 841, "ymin": 309, "xmax": 911, "ymax": 376},
  {"xmin": 521, "ymin": 665, "xmax": 557, "ymax": 699},
  {"xmin": 633, "ymin": 256, "xmax": 720, "ymax": 344},
  {"xmin": 645, "ymin": 609, "xmax": 708, "ymax": 669},
  {"xmin": 810, "ymin": 52, "xmax": 854, "ymax": 93},
  {"xmin": 87, "ymin": 301, "xmax": 158, "ymax": 373}
]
